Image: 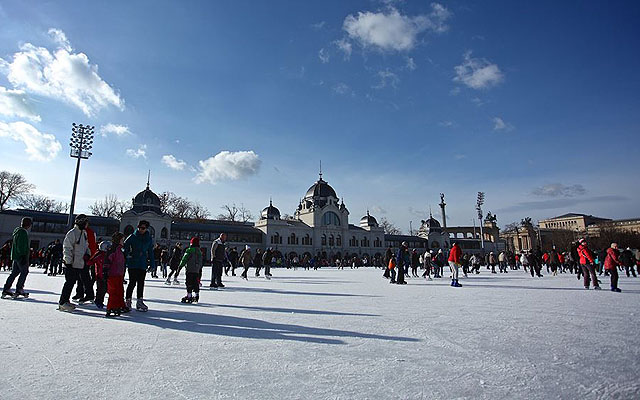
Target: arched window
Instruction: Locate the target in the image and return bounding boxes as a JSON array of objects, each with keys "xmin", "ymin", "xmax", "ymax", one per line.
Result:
[
  {"xmin": 329, "ymin": 235, "xmax": 334, "ymax": 246},
  {"xmin": 336, "ymin": 235, "xmax": 342, "ymax": 246},
  {"xmin": 148, "ymin": 226, "xmax": 156, "ymax": 239},
  {"xmin": 303, "ymin": 234, "xmax": 311, "ymax": 245},
  {"xmin": 161, "ymin": 227, "xmax": 168, "ymax": 239},
  {"xmin": 288, "ymin": 233, "xmax": 297, "ymax": 245},
  {"xmin": 322, "ymin": 212, "xmax": 341, "ymax": 226},
  {"xmin": 321, "ymin": 234, "xmax": 327, "ymax": 246},
  {"xmin": 271, "ymin": 232, "xmax": 282, "ymax": 245}
]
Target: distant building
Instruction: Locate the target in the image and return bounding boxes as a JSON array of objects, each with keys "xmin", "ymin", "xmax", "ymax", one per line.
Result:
[{"xmin": 539, "ymin": 213, "xmax": 612, "ymax": 231}]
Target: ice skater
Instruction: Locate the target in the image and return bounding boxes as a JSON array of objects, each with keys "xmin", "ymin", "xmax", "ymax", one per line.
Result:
[
  {"xmin": 448, "ymin": 242, "xmax": 462, "ymax": 287},
  {"xmin": 2, "ymin": 217, "xmax": 32, "ymax": 299},
  {"xmin": 577, "ymin": 238, "xmax": 600, "ymax": 290},
  {"xmin": 179, "ymin": 237, "xmax": 203, "ymax": 303},
  {"xmin": 123, "ymin": 220, "xmax": 155, "ymax": 311}
]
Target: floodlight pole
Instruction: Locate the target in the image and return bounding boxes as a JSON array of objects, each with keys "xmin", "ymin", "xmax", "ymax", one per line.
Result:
[
  {"xmin": 476, "ymin": 192, "xmax": 485, "ymax": 254},
  {"xmin": 67, "ymin": 123, "xmax": 94, "ymax": 229}
]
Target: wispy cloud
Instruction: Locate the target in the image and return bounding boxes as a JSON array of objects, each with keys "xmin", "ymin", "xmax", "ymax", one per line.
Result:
[
  {"xmin": 194, "ymin": 150, "xmax": 261, "ymax": 185},
  {"xmin": 438, "ymin": 120, "xmax": 454, "ymax": 127},
  {"xmin": 333, "ymin": 82, "xmax": 354, "ymax": 96},
  {"xmin": 532, "ymin": 183, "xmax": 586, "ymax": 198},
  {"xmin": 405, "ymin": 56, "xmax": 417, "ymax": 70},
  {"xmin": 0, "ymin": 86, "xmax": 41, "ymax": 122},
  {"xmin": 373, "ymin": 69, "xmax": 400, "ymax": 89},
  {"xmin": 311, "ymin": 21, "xmax": 326, "ymax": 30},
  {"xmin": 496, "ymin": 195, "xmax": 627, "ymax": 213},
  {"xmin": 318, "ymin": 48, "xmax": 330, "ymax": 64},
  {"xmin": 492, "ymin": 117, "xmax": 514, "ymax": 131},
  {"xmin": 126, "ymin": 144, "xmax": 147, "ymax": 159},
  {"xmin": 334, "ymin": 38, "xmax": 353, "ymax": 59},
  {"xmin": 0, "ymin": 121, "xmax": 61, "ymax": 161},
  {"xmin": 100, "ymin": 123, "xmax": 131, "ymax": 137},
  {"xmin": 0, "ymin": 28, "xmax": 124, "ymax": 116},
  {"xmin": 454, "ymin": 51, "xmax": 503, "ymax": 89}
]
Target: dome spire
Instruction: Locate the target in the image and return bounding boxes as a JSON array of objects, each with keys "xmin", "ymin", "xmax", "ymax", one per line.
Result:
[
  {"xmin": 146, "ymin": 170, "xmax": 151, "ymax": 190},
  {"xmin": 319, "ymin": 160, "xmax": 323, "ymax": 181}
]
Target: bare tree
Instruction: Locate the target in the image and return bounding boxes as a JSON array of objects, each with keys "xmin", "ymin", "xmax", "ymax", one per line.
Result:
[
  {"xmin": 503, "ymin": 222, "xmax": 519, "ymax": 233},
  {"xmin": 217, "ymin": 203, "xmax": 253, "ymax": 222},
  {"xmin": 88, "ymin": 194, "xmax": 127, "ymax": 219},
  {"xmin": 380, "ymin": 217, "xmax": 402, "ymax": 235},
  {"xmin": 17, "ymin": 194, "xmax": 68, "ymax": 213},
  {"xmin": 190, "ymin": 202, "xmax": 210, "ymax": 221},
  {"xmin": 0, "ymin": 171, "xmax": 35, "ymax": 210},
  {"xmin": 160, "ymin": 191, "xmax": 210, "ymax": 221}
]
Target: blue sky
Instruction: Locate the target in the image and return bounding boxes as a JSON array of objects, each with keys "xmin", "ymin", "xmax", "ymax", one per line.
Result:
[{"xmin": 0, "ymin": 0, "xmax": 638, "ymax": 231}]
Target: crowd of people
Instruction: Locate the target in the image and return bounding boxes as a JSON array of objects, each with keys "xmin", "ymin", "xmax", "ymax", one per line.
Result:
[{"xmin": 2, "ymin": 215, "xmax": 639, "ymax": 318}]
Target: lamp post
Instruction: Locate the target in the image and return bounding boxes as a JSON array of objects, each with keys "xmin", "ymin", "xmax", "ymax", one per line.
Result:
[
  {"xmin": 67, "ymin": 123, "xmax": 94, "ymax": 228},
  {"xmin": 476, "ymin": 192, "xmax": 485, "ymax": 254}
]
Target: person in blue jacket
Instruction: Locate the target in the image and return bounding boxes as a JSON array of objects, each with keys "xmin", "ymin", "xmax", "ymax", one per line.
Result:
[{"xmin": 123, "ymin": 220, "xmax": 155, "ymax": 312}]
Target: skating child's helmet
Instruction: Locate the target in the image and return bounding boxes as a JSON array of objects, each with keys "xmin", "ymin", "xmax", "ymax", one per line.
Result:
[{"xmin": 98, "ymin": 241, "xmax": 111, "ymax": 252}]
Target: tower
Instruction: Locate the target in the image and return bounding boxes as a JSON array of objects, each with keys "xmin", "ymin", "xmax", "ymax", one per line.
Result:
[{"xmin": 439, "ymin": 193, "xmax": 447, "ymax": 229}]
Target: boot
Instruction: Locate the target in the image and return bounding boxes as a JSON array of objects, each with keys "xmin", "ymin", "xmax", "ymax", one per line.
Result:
[
  {"xmin": 193, "ymin": 294, "xmax": 199, "ymax": 303},
  {"xmin": 57, "ymin": 302, "xmax": 76, "ymax": 312},
  {"xmin": 181, "ymin": 295, "xmax": 193, "ymax": 303},
  {"xmin": 164, "ymin": 278, "xmax": 171, "ymax": 285},
  {"xmin": 453, "ymin": 279, "xmax": 462, "ymax": 287},
  {"xmin": 136, "ymin": 298, "xmax": 148, "ymax": 312},
  {"xmin": 125, "ymin": 298, "xmax": 132, "ymax": 310}
]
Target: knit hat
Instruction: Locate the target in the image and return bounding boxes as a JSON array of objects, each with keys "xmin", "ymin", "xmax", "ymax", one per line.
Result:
[{"xmin": 190, "ymin": 237, "xmax": 200, "ymax": 247}]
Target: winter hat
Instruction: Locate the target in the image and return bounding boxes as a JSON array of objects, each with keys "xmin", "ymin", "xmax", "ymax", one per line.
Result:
[
  {"xmin": 190, "ymin": 237, "xmax": 200, "ymax": 247},
  {"xmin": 578, "ymin": 238, "xmax": 586, "ymax": 244},
  {"xmin": 75, "ymin": 214, "xmax": 88, "ymax": 225},
  {"xmin": 138, "ymin": 220, "xmax": 150, "ymax": 228},
  {"xmin": 98, "ymin": 241, "xmax": 112, "ymax": 252},
  {"xmin": 245, "ymin": 245, "xmax": 250, "ymax": 250}
]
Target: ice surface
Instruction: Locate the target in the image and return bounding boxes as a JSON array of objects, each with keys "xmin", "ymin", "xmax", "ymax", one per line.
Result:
[{"xmin": 1, "ymin": 268, "xmax": 638, "ymax": 399}]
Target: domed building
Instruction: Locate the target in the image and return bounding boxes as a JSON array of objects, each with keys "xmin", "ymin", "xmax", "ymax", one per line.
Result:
[
  {"xmin": 120, "ymin": 180, "xmax": 172, "ymax": 240},
  {"xmin": 254, "ymin": 171, "xmax": 389, "ymax": 261}
]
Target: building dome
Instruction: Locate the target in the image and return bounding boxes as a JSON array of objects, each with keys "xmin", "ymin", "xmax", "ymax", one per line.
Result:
[
  {"xmin": 260, "ymin": 200, "xmax": 281, "ymax": 220},
  {"xmin": 360, "ymin": 211, "xmax": 378, "ymax": 227},
  {"xmin": 424, "ymin": 216, "xmax": 441, "ymax": 228},
  {"xmin": 305, "ymin": 177, "xmax": 337, "ymax": 199},
  {"xmin": 131, "ymin": 183, "xmax": 162, "ymax": 214}
]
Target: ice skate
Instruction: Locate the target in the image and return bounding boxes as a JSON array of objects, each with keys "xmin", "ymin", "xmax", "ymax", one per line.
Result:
[
  {"xmin": 193, "ymin": 294, "xmax": 199, "ymax": 303},
  {"xmin": 611, "ymin": 287, "xmax": 622, "ymax": 293},
  {"xmin": 12, "ymin": 290, "xmax": 29, "ymax": 299},
  {"xmin": 125, "ymin": 298, "xmax": 132, "ymax": 310},
  {"xmin": 106, "ymin": 309, "xmax": 119, "ymax": 318},
  {"xmin": 136, "ymin": 299, "xmax": 148, "ymax": 312},
  {"xmin": 58, "ymin": 302, "xmax": 75, "ymax": 312},
  {"xmin": 78, "ymin": 296, "xmax": 94, "ymax": 304},
  {"xmin": 173, "ymin": 279, "xmax": 180, "ymax": 285},
  {"xmin": 594, "ymin": 286, "xmax": 601, "ymax": 290},
  {"xmin": 95, "ymin": 302, "xmax": 104, "ymax": 309},
  {"xmin": 1, "ymin": 290, "xmax": 14, "ymax": 299},
  {"xmin": 164, "ymin": 278, "xmax": 171, "ymax": 285},
  {"xmin": 181, "ymin": 295, "xmax": 193, "ymax": 303},
  {"xmin": 452, "ymin": 280, "xmax": 462, "ymax": 287}
]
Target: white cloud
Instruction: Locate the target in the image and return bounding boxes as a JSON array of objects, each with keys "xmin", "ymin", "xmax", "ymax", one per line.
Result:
[
  {"xmin": 0, "ymin": 121, "xmax": 61, "ymax": 161},
  {"xmin": 454, "ymin": 51, "xmax": 503, "ymax": 89},
  {"xmin": 332, "ymin": 82, "xmax": 354, "ymax": 96},
  {"xmin": 318, "ymin": 48, "xmax": 330, "ymax": 64},
  {"xmin": 0, "ymin": 86, "xmax": 41, "ymax": 121},
  {"xmin": 0, "ymin": 28, "xmax": 124, "ymax": 116},
  {"xmin": 373, "ymin": 70, "xmax": 400, "ymax": 89},
  {"xmin": 311, "ymin": 21, "xmax": 326, "ymax": 30},
  {"xmin": 454, "ymin": 154, "xmax": 467, "ymax": 160},
  {"xmin": 492, "ymin": 117, "xmax": 514, "ymax": 131},
  {"xmin": 99, "ymin": 123, "xmax": 131, "ymax": 137},
  {"xmin": 405, "ymin": 56, "xmax": 417, "ymax": 70},
  {"xmin": 126, "ymin": 145, "xmax": 147, "ymax": 159},
  {"xmin": 342, "ymin": 4, "xmax": 450, "ymax": 52},
  {"xmin": 194, "ymin": 150, "xmax": 261, "ymax": 184},
  {"xmin": 161, "ymin": 154, "xmax": 187, "ymax": 171},
  {"xmin": 532, "ymin": 183, "xmax": 587, "ymax": 198},
  {"xmin": 438, "ymin": 120, "xmax": 454, "ymax": 127},
  {"xmin": 335, "ymin": 38, "xmax": 353, "ymax": 59}
]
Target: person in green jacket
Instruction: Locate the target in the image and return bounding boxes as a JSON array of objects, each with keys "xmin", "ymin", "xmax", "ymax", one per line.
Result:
[
  {"xmin": 2, "ymin": 217, "xmax": 32, "ymax": 298},
  {"xmin": 179, "ymin": 237, "xmax": 203, "ymax": 304}
]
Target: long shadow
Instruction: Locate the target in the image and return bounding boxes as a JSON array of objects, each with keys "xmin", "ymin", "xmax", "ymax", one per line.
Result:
[
  {"xmin": 67, "ymin": 307, "xmax": 418, "ymax": 345},
  {"xmin": 461, "ymin": 283, "xmax": 640, "ymax": 293},
  {"xmin": 222, "ymin": 286, "xmax": 379, "ymax": 297}
]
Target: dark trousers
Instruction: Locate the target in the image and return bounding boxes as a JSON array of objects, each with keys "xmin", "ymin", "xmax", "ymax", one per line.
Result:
[
  {"xmin": 59, "ymin": 267, "xmax": 82, "ymax": 305},
  {"xmin": 609, "ymin": 268, "xmax": 619, "ymax": 289},
  {"xmin": 624, "ymin": 265, "xmax": 637, "ymax": 277},
  {"xmin": 126, "ymin": 268, "xmax": 146, "ymax": 299},
  {"xmin": 186, "ymin": 272, "xmax": 200, "ymax": 294},
  {"xmin": 211, "ymin": 260, "xmax": 223, "ymax": 286},
  {"xmin": 3, "ymin": 260, "xmax": 29, "ymax": 293},
  {"xmin": 396, "ymin": 265, "xmax": 405, "ymax": 283},
  {"xmin": 241, "ymin": 264, "xmax": 251, "ymax": 278},
  {"xmin": 389, "ymin": 268, "xmax": 396, "ymax": 282},
  {"xmin": 95, "ymin": 277, "xmax": 107, "ymax": 305},
  {"xmin": 264, "ymin": 263, "xmax": 271, "ymax": 276},
  {"xmin": 582, "ymin": 264, "xmax": 599, "ymax": 288},
  {"xmin": 74, "ymin": 265, "xmax": 94, "ymax": 300}
]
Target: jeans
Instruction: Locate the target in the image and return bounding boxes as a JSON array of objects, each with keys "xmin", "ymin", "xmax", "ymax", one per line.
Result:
[
  {"xmin": 449, "ymin": 261, "xmax": 459, "ymax": 280},
  {"xmin": 59, "ymin": 267, "xmax": 82, "ymax": 305},
  {"xmin": 211, "ymin": 260, "xmax": 223, "ymax": 286},
  {"xmin": 3, "ymin": 260, "xmax": 29, "ymax": 293}
]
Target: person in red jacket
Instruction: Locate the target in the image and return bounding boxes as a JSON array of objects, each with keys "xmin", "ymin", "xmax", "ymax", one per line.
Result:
[
  {"xmin": 87, "ymin": 241, "xmax": 110, "ymax": 309},
  {"xmin": 577, "ymin": 238, "xmax": 600, "ymax": 290},
  {"xmin": 448, "ymin": 242, "xmax": 462, "ymax": 287},
  {"xmin": 604, "ymin": 243, "xmax": 622, "ymax": 292}
]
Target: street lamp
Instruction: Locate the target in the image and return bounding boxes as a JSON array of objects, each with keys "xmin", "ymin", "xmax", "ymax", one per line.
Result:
[
  {"xmin": 476, "ymin": 192, "xmax": 485, "ymax": 253},
  {"xmin": 67, "ymin": 123, "xmax": 94, "ymax": 228}
]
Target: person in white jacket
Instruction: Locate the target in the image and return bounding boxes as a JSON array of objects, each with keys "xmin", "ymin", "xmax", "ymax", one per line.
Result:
[{"xmin": 58, "ymin": 214, "xmax": 92, "ymax": 312}]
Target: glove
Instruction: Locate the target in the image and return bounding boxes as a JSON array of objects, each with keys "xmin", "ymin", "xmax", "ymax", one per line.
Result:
[{"xmin": 19, "ymin": 255, "xmax": 27, "ymax": 265}]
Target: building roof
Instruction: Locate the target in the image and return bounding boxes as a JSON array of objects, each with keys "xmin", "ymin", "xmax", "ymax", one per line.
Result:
[
  {"xmin": 548, "ymin": 213, "xmax": 610, "ymax": 221},
  {"xmin": 260, "ymin": 200, "xmax": 281, "ymax": 220},
  {"xmin": 131, "ymin": 183, "xmax": 163, "ymax": 215},
  {"xmin": 171, "ymin": 220, "xmax": 263, "ymax": 235},
  {"xmin": 384, "ymin": 234, "xmax": 428, "ymax": 242},
  {"xmin": 0, "ymin": 209, "xmax": 119, "ymax": 226},
  {"xmin": 359, "ymin": 211, "xmax": 378, "ymax": 227},
  {"xmin": 305, "ymin": 177, "xmax": 337, "ymax": 199}
]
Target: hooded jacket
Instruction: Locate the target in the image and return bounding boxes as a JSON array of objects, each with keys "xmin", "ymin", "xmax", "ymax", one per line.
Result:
[
  {"xmin": 577, "ymin": 243, "xmax": 595, "ymax": 265},
  {"xmin": 123, "ymin": 229, "xmax": 156, "ymax": 270},
  {"xmin": 63, "ymin": 226, "xmax": 89, "ymax": 269},
  {"xmin": 448, "ymin": 244, "xmax": 462, "ymax": 264},
  {"xmin": 11, "ymin": 227, "xmax": 30, "ymax": 262},
  {"xmin": 179, "ymin": 245, "xmax": 203, "ymax": 274}
]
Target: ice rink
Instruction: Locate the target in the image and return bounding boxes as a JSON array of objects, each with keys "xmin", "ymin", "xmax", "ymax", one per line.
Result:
[{"xmin": 1, "ymin": 267, "xmax": 638, "ymax": 399}]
